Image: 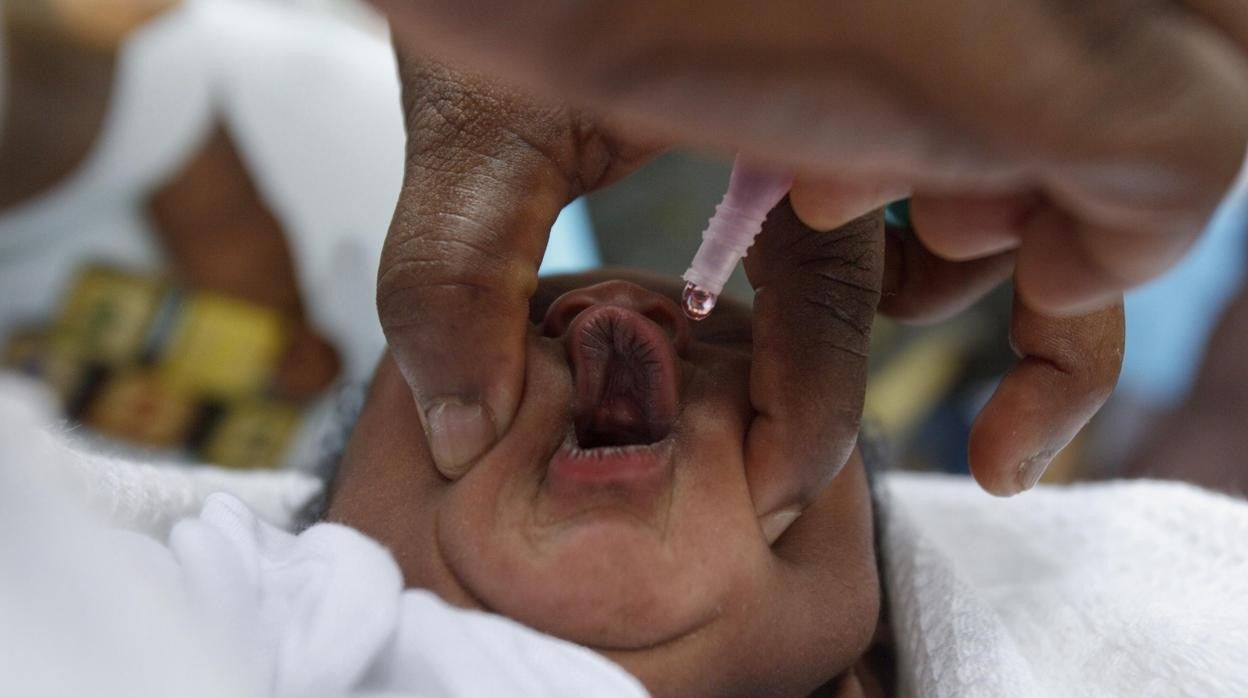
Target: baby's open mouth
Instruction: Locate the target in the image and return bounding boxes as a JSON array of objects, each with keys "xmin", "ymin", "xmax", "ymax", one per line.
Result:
[
  {"xmin": 542, "ymin": 303, "xmax": 681, "ymax": 511},
  {"xmin": 566, "ymin": 305, "xmax": 680, "ymax": 450}
]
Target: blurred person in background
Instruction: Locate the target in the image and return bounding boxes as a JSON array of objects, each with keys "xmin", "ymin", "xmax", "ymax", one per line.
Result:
[
  {"xmin": 0, "ymin": 0, "xmax": 599, "ymax": 467},
  {"xmin": 1121, "ymin": 195, "xmax": 1248, "ymax": 493},
  {"xmin": 0, "ymin": 0, "xmax": 402, "ymax": 465}
]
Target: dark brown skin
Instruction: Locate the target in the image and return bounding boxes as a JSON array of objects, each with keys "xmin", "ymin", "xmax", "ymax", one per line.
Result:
[
  {"xmin": 370, "ymin": 0, "xmax": 1248, "ymax": 314},
  {"xmin": 376, "ymin": 59, "xmax": 1127, "ymax": 544},
  {"xmin": 331, "ymin": 264, "xmax": 883, "ymax": 697}
]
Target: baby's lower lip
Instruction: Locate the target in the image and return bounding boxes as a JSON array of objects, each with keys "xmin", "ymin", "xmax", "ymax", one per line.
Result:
[{"xmin": 542, "ymin": 436, "xmax": 674, "ymax": 519}]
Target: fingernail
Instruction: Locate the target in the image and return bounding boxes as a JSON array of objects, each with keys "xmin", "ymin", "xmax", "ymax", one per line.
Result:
[
  {"xmin": 760, "ymin": 508, "xmax": 802, "ymax": 544},
  {"xmin": 1016, "ymin": 450, "xmax": 1055, "ymax": 493},
  {"xmin": 425, "ymin": 400, "xmax": 497, "ymax": 478}
]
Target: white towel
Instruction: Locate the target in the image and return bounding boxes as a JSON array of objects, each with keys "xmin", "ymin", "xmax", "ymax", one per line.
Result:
[
  {"xmin": 0, "ymin": 374, "xmax": 646, "ymax": 698},
  {"xmin": 883, "ymin": 472, "xmax": 1248, "ymax": 698},
  {"xmin": 0, "ymin": 374, "xmax": 322, "ymax": 539}
]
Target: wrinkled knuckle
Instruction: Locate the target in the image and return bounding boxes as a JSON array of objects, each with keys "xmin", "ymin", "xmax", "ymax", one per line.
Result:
[
  {"xmin": 406, "ymin": 71, "xmax": 563, "ymax": 172},
  {"xmin": 803, "ymin": 285, "xmax": 878, "ymax": 340},
  {"xmin": 808, "ymin": 217, "xmax": 883, "ymax": 271},
  {"xmin": 377, "ymin": 237, "xmax": 534, "ymax": 329},
  {"xmin": 1034, "ymin": 314, "xmax": 1125, "ymax": 401},
  {"xmin": 799, "ymin": 250, "xmax": 883, "ymax": 342}
]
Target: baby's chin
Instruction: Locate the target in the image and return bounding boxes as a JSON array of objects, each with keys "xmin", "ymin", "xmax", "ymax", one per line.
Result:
[{"xmin": 440, "ymin": 502, "xmax": 754, "ymax": 648}]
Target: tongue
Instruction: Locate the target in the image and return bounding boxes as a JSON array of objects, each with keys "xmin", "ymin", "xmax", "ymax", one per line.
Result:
[{"xmin": 579, "ymin": 394, "xmax": 651, "ymax": 448}]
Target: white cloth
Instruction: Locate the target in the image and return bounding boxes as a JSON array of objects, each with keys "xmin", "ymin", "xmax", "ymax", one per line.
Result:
[
  {"xmin": 0, "ymin": 374, "xmax": 321, "ymax": 538},
  {"xmin": 5, "ymin": 378, "xmax": 1248, "ymax": 697},
  {"xmin": 177, "ymin": 493, "xmax": 645, "ymax": 698},
  {"xmin": 0, "ymin": 375, "xmax": 646, "ymax": 698},
  {"xmin": 883, "ymin": 472, "xmax": 1248, "ymax": 698}
]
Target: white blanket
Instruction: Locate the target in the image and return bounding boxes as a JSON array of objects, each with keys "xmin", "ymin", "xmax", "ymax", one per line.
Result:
[
  {"xmin": 0, "ymin": 376, "xmax": 645, "ymax": 698},
  {"xmin": 3, "ymin": 376, "xmax": 1247, "ymax": 696},
  {"xmin": 882, "ymin": 472, "xmax": 1248, "ymax": 697}
]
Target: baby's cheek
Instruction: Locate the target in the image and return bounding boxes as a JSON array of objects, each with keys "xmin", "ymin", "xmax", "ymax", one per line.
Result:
[
  {"xmin": 675, "ymin": 347, "xmax": 752, "ymax": 469},
  {"xmin": 670, "ymin": 352, "xmax": 767, "ymax": 550}
]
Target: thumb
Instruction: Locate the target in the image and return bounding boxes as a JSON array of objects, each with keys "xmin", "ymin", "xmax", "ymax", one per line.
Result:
[{"xmin": 378, "ymin": 55, "xmax": 572, "ymax": 477}]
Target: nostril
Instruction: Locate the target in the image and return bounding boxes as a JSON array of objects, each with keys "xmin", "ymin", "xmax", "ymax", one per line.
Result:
[
  {"xmin": 542, "ymin": 281, "xmax": 691, "ymax": 353},
  {"xmin": 542, "ymin": 298, "xmax": 592, "ymax": 338},
  {"xmin": 640, "ymin": 301, "xmax": 691, "ymax": 355}
]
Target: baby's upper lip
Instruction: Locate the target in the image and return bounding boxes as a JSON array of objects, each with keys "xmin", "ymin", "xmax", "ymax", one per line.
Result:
[{"xmin": 565, "ymin": 304, "xmax": 681, "ymax": 449}]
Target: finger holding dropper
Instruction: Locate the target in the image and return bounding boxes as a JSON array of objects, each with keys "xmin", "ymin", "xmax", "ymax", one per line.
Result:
[{"xmin": 682, "ymin": 157, "xmax": 794, "ymax": 320}]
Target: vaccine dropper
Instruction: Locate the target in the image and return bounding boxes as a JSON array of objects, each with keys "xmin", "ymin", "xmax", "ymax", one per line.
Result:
[{"xmin": 681, "ymin": 157, "xmax": 793, "ymax": 320}]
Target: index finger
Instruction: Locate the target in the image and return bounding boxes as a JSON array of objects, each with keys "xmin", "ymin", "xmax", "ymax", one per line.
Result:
[{"xmin": 742, "ymin": 203, "xmax": 883, "ymax": 542}]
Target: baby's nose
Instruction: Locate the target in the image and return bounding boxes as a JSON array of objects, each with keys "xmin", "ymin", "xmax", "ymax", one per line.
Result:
[{"xmin": 542, "ymin": 281, "xmax": 691, "ymax": 352}]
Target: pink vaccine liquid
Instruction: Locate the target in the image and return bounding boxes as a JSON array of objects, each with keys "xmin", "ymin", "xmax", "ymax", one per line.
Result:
[{"xmin": 681, "ymin": 282, "xmax": 718, "ymax": 321}]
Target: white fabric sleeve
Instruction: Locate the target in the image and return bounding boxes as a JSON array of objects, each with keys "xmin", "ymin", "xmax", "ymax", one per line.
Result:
[{"xmin": 0, "ymin": 375, "xmax": 646, "ymax": 698}]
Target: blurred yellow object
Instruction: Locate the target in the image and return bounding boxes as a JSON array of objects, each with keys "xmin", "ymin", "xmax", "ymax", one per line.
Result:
[
  {"xmin": 2, "ymin": 329, "xmax": 87, "ymax": 402},
  {"xmin": 201, "ymin": 401, "xmax": 299, "ymax": 468},
  {"xmin": 5, "ymin": 0, "xmax": 180, "ymax": 51},
  {"xmin": 54, "ymin": 266, "xmax": 164, "ymax": 364},
  {"xmin": 2, "ymin": 328, "xmax": 44, "ymax": 368},
  {"xmin": 159, "ymin": 292, "xmax": 288, "ymax": 400},
  {"xmin": 84, "ymin": 368, "xmax": 197, "ymax": 448},
  {"xmin": 4, "ymin": 264, "xmax": 309, "ymax": 465},
  {"xmin": 865, "ymin": 328, "xmax": 968, "ymax": 440}
]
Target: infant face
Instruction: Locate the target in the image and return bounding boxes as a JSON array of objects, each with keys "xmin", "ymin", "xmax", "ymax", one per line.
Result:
[{"xmin": 329, "ymin": 271, "xmax": 879, "ymax": 696}]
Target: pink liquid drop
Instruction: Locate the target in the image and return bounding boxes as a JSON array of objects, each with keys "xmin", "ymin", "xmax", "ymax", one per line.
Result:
[{"xmin": 681, "ymin": 282, "xmax": 718, "ymax": 321}]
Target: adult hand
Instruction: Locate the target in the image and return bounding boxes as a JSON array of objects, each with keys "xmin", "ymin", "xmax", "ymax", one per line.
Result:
[
  {"xmin": 376, "ymin": 0, "xmax": 1248, "ymax": 314},
  {"xmin": 875, "ymin": 211, "xmax": 1125, "ymax": 496},
  {"xmin": 372, "ymin": 0, "xmax": 1234, "ymax": 499},
  {"xmin": 377, "ymin": 58, "xmax": 1121, "ymax": 554}
]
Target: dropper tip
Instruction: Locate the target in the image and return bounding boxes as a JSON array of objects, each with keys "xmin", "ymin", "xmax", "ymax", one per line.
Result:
[{"xmin": 681, "ymin": 282, "xmax": 718, "ymax": 321}]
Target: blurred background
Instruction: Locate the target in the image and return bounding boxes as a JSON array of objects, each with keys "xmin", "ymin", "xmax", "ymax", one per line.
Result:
[{"xmin": 2, "ymin": 0, "xmax": 1245, "ymax": 492}]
